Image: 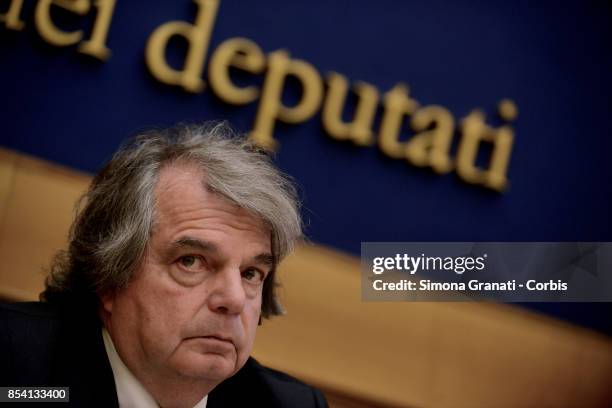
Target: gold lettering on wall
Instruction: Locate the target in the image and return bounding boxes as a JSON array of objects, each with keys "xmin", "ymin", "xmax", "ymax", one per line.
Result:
[
  {"xmin": 249, "ymin": 50, "xmax": 323, "ymax": 150},
  {"xmin": 407, "ymin": 105, "xmax": 454, "ymax": 174},
  {"xmin": 77, "ymin": 0, "xmax": 116, "ymax": 60},
  {"xmin": 378, "ymin": 83, "xmax": 419, "ymax": 159},
  {"xmin": 4, "ymin": 0, "xmax": 519, "ymax": 192},
  {"xmin": 145, "ymin": 0, "xmax": 219, "ymax": 93},
  {"xmin": 0, "ymin": 0, "xmax": 26, "ymax": 30},
  {"xmin": 35, "ymin": 0, "xmax": 89, "ymax": 46},
  {"xmin": 322, "ymin": 72, "xmax": 378, "ymax": 146},
  {"xmin": 456, "ymin": 99, "xmax": 517, "ymax": 191},
  {"xmin": 208, "ymin": 37, "xmax": 265, "ymax": 105}
]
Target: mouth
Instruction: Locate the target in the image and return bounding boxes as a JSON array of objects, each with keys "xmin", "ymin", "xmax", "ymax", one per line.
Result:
[
  {"xmin": 203, "ymin": 335, "xmax": 233, "ymax": 344},
  {"xmin": 185, "ymin": 334, "xmax": 234, "ymax": 346}
]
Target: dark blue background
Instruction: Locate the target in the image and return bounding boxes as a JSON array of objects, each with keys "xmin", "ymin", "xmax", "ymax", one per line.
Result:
[{"xmin": 1, "ymin": 0, "xmax": 611, "ymax": 333}]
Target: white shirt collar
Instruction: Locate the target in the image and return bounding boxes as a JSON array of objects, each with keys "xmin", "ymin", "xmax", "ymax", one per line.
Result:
[{"xmin": 102, "ymin": 328, "xmax": 208, "ymax": 408}]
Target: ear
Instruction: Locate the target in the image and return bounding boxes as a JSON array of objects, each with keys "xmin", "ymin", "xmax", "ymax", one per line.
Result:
[{"xmin": 99, "ymin": 290, "xmax": 116, "ymax": 314}]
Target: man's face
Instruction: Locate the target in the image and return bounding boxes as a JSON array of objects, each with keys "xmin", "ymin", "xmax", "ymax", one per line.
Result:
[{"xmin": 102, "ymin": 164, "xmax": 273, "ymax": 384}]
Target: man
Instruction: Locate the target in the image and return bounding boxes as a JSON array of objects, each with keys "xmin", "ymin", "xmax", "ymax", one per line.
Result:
[{"xmin": 0, "ymin": 123, "xmax": 328, "ymax": 407}]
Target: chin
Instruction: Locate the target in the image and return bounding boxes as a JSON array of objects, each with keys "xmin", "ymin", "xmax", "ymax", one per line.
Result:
[{"xmin": 174, "ymin": 352, "xmax": 238, "ymax": 380}]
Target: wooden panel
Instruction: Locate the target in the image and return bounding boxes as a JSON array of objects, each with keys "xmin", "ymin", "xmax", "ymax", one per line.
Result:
[
  {"xmin": 0, "ymin": 152, "xmax": 89, "ymax": 300},
  {"xmin": 0, "ymin": 148, "xmax": 18, "ymax": 228},
  {"xmin": 253, "ymin": 245, "xmax": 612, "ymax": 408}
]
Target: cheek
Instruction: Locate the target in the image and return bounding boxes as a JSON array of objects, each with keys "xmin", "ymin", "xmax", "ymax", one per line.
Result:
[
  {"xmin": 145, "ymin": 282, "xmax": 195, "ymax": 336},
  {"xmin": 118, "ymin": 271, "xmax": 193, "ymax": 353},
  {"xmin": 240, "ymin": 303, "xmax": 262, "ymax": 354},
  {"xmin": 232, "ymin": 305, "xmax": 260, "ymax": 372}
]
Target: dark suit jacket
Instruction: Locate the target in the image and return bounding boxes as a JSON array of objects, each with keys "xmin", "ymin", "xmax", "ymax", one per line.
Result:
[{"xmin": 0, "ymin": 301, "xmax": 328, "ymax": 407}]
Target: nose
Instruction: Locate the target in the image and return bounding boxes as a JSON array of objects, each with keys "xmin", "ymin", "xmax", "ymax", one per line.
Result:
[{"xmin": 207, "ymin": 267, "xmax": 247, "ymax": 315}]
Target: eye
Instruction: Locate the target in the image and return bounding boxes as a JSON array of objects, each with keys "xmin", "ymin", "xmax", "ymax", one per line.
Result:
[
  {"xmin": 242, "ymin": 268, "xmax": 265, "ymax": 284},
  {"xmin": 178, "ymin": 255, "xmax": 205, "ymax": 271}
]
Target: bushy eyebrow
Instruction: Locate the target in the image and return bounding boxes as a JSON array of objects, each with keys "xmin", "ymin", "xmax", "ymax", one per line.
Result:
[
  {"xmin": 165, "ymin": 236, "xmax": 275, "ymax": 268},
  {"xmin": 253, "ymin": 253, "xmax": 275, "ymax": 268},
  {"xmin": 161, "ymin": 236, "xmax": 217, "ymax": 262},
  {"xmin": 171, "ymin": 236, "xmax": 217, "ymax": 252}
]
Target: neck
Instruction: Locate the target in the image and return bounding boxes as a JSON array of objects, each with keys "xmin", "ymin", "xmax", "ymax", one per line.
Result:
[{"xmin": 136, "ymin": 373, "xmax": 211, "ymax": 408}]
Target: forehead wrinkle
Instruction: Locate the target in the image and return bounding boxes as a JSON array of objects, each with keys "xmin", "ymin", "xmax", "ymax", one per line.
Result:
[
  {"xmin": 161, "ymin": 209, "xmax": 269, "ymax": 239},
  {"xmin": 155, "ymin": 206, "xmax": 272, "ymax": 262},
  {"xmin": 154, "ymin": 167, "xmax": 248, "ymax": 221},
  {"xmin": 157, "ymin": 191, "xmax": 269, "ymax": 233},
  {"xmin": 152, "ymin": 163, "xmax": 271, "ymax": 252}
]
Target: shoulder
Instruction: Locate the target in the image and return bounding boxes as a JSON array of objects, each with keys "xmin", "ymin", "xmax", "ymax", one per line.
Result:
[
  {"xmin": 208, "ymin": 358, "xmax": 328, "ymax": 408},
  {"xmin": 0, "ymin": 301, "xmax": 62, "ymax": 340},
  {"xmin": 0, "ymin": 301, "xmax": 61, "ymax": 318},
  {"xmin": 247, "ymin": 359, "xmax": 325, "ymax": 399},
  {"xmin": 0, "ymin": 301, "xmax": 63, "ymax": 346},
  {"xmin": 0, "ymin": 302, "xmax": 64, "ymax": 385},
  {"xmin": 1, "ymin": 301, "xmax": 118, "ymax": 405}
]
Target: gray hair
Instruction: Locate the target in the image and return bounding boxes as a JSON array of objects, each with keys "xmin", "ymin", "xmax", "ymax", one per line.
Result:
[{"xmin": 42, "ymin": 122, "xmax": 302, "ymax": 318}]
